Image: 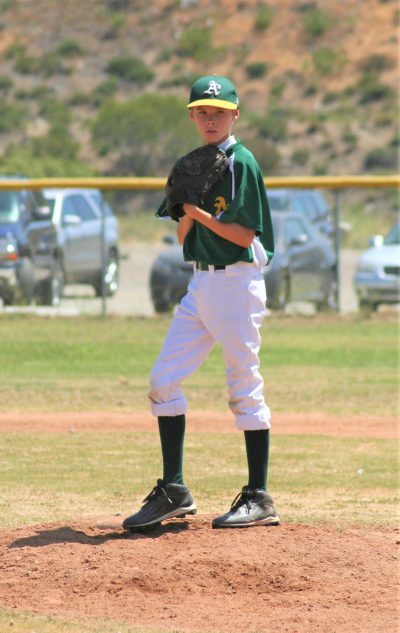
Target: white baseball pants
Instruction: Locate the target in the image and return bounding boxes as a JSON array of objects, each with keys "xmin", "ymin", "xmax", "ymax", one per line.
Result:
[{"xmin": 148, "ymin": 261, "xmax": 271, "ymax": 430}]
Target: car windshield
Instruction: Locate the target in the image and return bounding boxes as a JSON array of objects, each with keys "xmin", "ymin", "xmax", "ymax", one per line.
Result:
[
  {"xmin": 268, "ymin": 194, "xmax": 289, "ymax": 211},
  {"xmin": 0, "ymin": 191, "xmax": 19, "ymax": 223},
  {"xmin": 44, "ymin": 196, "xmax": 56, "ymax": 216},
  {"xmin": 384, "ymin": 222, "xmax": 400, "ymax": 246}
]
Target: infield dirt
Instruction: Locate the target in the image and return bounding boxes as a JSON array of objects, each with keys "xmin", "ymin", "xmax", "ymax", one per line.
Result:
[{"xmin": 0, "ymin": 411, "xmax": 398, "ymax": 633}]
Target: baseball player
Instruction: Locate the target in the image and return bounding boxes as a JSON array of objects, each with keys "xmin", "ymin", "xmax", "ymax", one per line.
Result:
[{"xmin": 123, "ymin": 75, "xmax": 279, "ymax": 530}]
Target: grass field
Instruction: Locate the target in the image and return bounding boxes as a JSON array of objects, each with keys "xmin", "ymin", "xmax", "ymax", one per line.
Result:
[
  {"xmin": 0, "ymin": 313, "xmax": 398, "ymax": 415},
  {"xmin": 0, "ymin": 312, "xmax": 398, "ymax": 529},
  {"xmin": 0, "ymin": 430, "xmax": 398, "ymax": 529}
]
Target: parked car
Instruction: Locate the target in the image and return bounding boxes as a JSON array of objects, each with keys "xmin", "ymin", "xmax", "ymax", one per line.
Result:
[
  {"xmin": 0, "ymin": 182, "xmax": 60, "ymax": 306},
  {"xmin": 267, "ymin": 189, "xmax": 334, "ymax": 237},
  {"xmin": 353, "ymin": 221, "xmax": 400, "ymax": 311},
  {"xmin": 43, "ymin": 188, "xmax": 120, "ymax": 297},
  {"xmin": 150, "ymin": 211, "xmax": 337, "ymax": 313}
]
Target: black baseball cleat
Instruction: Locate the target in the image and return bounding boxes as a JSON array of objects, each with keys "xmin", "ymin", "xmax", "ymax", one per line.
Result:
[
  {"xmin": 122, "ymin": 479, "xmax": 197, "ymax": 531},
  {"xmin": 212, "ymin": 486, "xmax": 280, "ymax": 529}
]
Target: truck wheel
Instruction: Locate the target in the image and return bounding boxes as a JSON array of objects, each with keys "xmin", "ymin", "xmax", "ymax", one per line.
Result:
[
  {"xmin": 270, "ymin": 274, "xmax": 290, "ymax": 310},
  {"xmin": 94, "ymin": 252, "xmax": 120, "ymax": 297},
  {"xmin": 36, "ymin": 260, "xmax": 64, "ymax": 307}
]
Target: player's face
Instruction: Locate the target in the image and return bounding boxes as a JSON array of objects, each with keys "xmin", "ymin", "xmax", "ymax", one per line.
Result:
[{"xmin": 189, "ymin": 106, "xmax": 239, "ymax": 145}]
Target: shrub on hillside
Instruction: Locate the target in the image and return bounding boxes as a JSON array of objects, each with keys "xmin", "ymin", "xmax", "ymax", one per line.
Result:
[
  {"xmin": 390, "ymin": 131, "xmax": 400, "ymax": 147},
  {"xmin": 106, "ymin": 0, "xmax": 134, "ymax": 10},
  {"xmin": 358, "ymin": 53, "xmax": 395, "ymax": 74},
  {"xmin": 14, "ymin": 88, "xmax": 35, "ymax": 100},
  {"xmin": 270, "ymin": 80, "xmax": 285, "ymax": 99},
  {"xmin": 0, "ymin": 102, "xmax": 27, "ymax": 133},
  {"xmin": 244, "ymin": 137, "xmax": 280, "ymax": 174},
  {"xmin": 291, "ymin": 148, "xmax": 310, "ymax": 165},
  {"xmin": 245, "ymin": 61, "xmax": 269, "ymax": 79},
  {"xmin": 254, "ymin": 5, "xmax": 273, "ymax": 31},
  {"xmin": 68, "ymin": 92, "xmax": 91, "ymax": 106},
  {"xmin": 250, "ymin": 109, "xmax": 288, "ymax": 142},
  {"xmin": 91, "ymin": 94, "xmax": 199, "ymax": 175},
  {"xmin": 106, "ymin": 56, "xmax": 154, "ymax": 84},
  {"xmin": 157, "ymin": 48, "xmax": 174, "ymax": 63},
  {"xmin": 102, "ymin": 13, "xmax": 126, "ymax": 39},
  {"xmin": 159, "ymin": 72, "xmax": 199, "ymax": 88},
  {"xmin": 0, "ymin": 146, "xmax": 96, "ymax": 178},
  {"xmin": 358, "ymin": 73, "xmax": 396, "ymax": 104},
  {"xmin": 364, "ymin": 148, "xmax": 398, "ymax": 171},
  {"xmin": 322, "ymin": 90, "xmax": 339, "ymax": 104},
  {"xmin": 5, "ymin": 41, "xmax": 26, "ymax": 59},
  {"xmin": 312, "ymin": 47, "xmax": 346, "ymax": 76},
  {"xmin": 0, "ymin": 0, "xmax": 12, "ymax": 12},
  {"xmin": 313, "ymin": 163, "xmax": 328, "ymax": 176},
  {"xmin": 14, "ymin": 54, "xmax": 38, "ymax": 74},
  {"xmin": 57, "ymin": 39, "xmax": 83, "ymax": 56},
  {"xmin": 38, "ymin": 51, "xmax": 66, "ymax": 76},
  {"xmin": 306, "ymin": 113, "xmax": 326, "ymax": 134},
  {"xmin": 31, "ymin": 125, "xmax": 79, "ymax": 160},
  {"xmin": 302, "ymin": 7, "xmax": 336, "ymax": 38},
  {"xmin": 177, "ymin": 26, "xmax": 214, "ymax": 61},
  {"xmin": 38, "ymin": 96, "xmax": 71, "ymax": 126},
  {"xmin": 374, "ymin": 108, "xmax": 398, "ymax": 128},
  {"xmin": 91, "ymin": 77, "xmax": 118, "ymax": 106},
  {"xmin": 29, "ymin": 85, "xmax": 55, "ymax": 100},
  {"xmin": 341, "ymin": 128, "xmax": 358, "ymax": 150},
  {"xmin": 0, "ymin": 75, "xmax": 12, "ymax": 92}
]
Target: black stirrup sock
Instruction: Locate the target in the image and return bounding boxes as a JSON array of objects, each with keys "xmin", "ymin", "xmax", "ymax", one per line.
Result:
[
  {"xmin": 244, "ymin": 429, "xmax": 270, "ymax": 491},
  {"xmin": 158, "ymin": 414, "xmax": 186, "ymax": 485}
]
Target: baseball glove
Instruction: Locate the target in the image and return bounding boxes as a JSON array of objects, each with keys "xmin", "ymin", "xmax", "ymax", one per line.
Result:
[{"xmin": 165, "ymin": 145, "xmax": 230, "ymax": 220}]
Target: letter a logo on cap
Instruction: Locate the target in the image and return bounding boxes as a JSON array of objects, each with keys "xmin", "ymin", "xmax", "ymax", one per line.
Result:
[{"xmin": 204, "ymin": 80, "xmax": 222, "ymax": 96}]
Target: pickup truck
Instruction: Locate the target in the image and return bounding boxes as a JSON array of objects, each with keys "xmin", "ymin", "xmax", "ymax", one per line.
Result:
[{"xmin": 0, "ymin": 186, "xmax": 61, "ymax": 306}]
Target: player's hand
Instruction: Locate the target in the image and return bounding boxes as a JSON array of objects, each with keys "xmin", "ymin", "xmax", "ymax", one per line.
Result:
[{"xmin": 182, "ymin": 203, "xmax": 199, "ymax": 218}]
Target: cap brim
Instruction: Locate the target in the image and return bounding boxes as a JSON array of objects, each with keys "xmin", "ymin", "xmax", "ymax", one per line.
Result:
[{"xmin": 187, "ymin": 98, "xmax": 238, "ymax": 110}]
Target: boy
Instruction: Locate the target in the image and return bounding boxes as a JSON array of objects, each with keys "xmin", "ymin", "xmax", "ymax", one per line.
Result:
[{"xmin": 123, "ymin": 75, "xmax": 279, "ymax": 530}]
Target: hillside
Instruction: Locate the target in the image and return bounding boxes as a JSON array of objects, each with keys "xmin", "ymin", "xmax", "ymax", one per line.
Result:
[{"xmin": 0, "ymin": 0, "xmax": 398, "ymax": 221}]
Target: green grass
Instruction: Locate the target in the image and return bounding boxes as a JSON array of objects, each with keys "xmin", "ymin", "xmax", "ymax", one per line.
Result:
[
  {"xmin": 0, "ymin": 431, "xmax": 398, "ymax": 529},
  {"xmin": 0, "ymin": 314, "xmax": 398, "ymax": 415},
  {"xmin": 0, "ymin": 607, "xmax": 170, "ymax": 633}
]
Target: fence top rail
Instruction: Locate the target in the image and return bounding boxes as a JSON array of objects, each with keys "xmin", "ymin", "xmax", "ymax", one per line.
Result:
[{"xmin": 0, "ymin": 174, "xmax": 398, "ymax": 191}]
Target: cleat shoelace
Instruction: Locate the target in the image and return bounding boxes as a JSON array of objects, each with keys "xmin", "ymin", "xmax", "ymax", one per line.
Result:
[
  {"xmin": 230, "ymin": 487, "xmax": 255, "ymax": 514},
  {"xmin": 142, "ymin": 479, "xmax": 173, "ymax": 506}
]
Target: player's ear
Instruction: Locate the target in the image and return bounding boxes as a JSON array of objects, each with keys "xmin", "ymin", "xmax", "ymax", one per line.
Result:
[
  {"xmin": 188, "ymin": 109, "xmax": 195, "ymax": 122},
  {"xmin": 233, "ymin": 109, "xmax": 240, "ymax": 122}
]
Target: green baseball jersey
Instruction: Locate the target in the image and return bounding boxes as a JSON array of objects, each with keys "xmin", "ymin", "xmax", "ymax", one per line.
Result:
[{"xmin": 157, "ymin": 140, "xmax": 274, "ymax": 266}]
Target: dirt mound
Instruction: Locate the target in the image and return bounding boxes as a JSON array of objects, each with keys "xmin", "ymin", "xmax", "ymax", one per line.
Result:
[{"xmin": 0, "ymin": 516, "xmax": 398, "ymax": 632}]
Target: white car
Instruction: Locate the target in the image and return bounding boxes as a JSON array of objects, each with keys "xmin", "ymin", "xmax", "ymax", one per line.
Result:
[
  {"xmin": 43, "ymin": 188, "xmax": 120, "ymax": 298},
  {"xmin": 353, "ymin": 221, "xmax": 400, "ymax": 311}
]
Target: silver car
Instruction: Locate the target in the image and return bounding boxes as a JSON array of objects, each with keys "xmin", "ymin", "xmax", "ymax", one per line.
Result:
[
  {"xmin": 353, "ymin": 221, "xmax": 400, "ymax": 311},
  {"xmin": 43, "ymin": 188, "xmax": 120, "ymax": 298}
]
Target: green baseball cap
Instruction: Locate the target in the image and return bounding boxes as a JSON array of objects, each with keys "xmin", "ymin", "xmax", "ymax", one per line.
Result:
[{"xmin": 187, "ymin": 75, "xmax": 239, "ymax": 110}]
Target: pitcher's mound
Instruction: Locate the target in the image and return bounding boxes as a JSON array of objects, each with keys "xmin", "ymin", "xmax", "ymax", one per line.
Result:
[{"xmin": 0, "ymin": 515, "xmax": 398, "ymax": 632}]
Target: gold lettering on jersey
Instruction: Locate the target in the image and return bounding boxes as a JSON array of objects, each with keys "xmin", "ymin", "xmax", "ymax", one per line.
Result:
[{"xmin": 213, "ymin": 196, "xmax": 227, "ymax": 215}]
